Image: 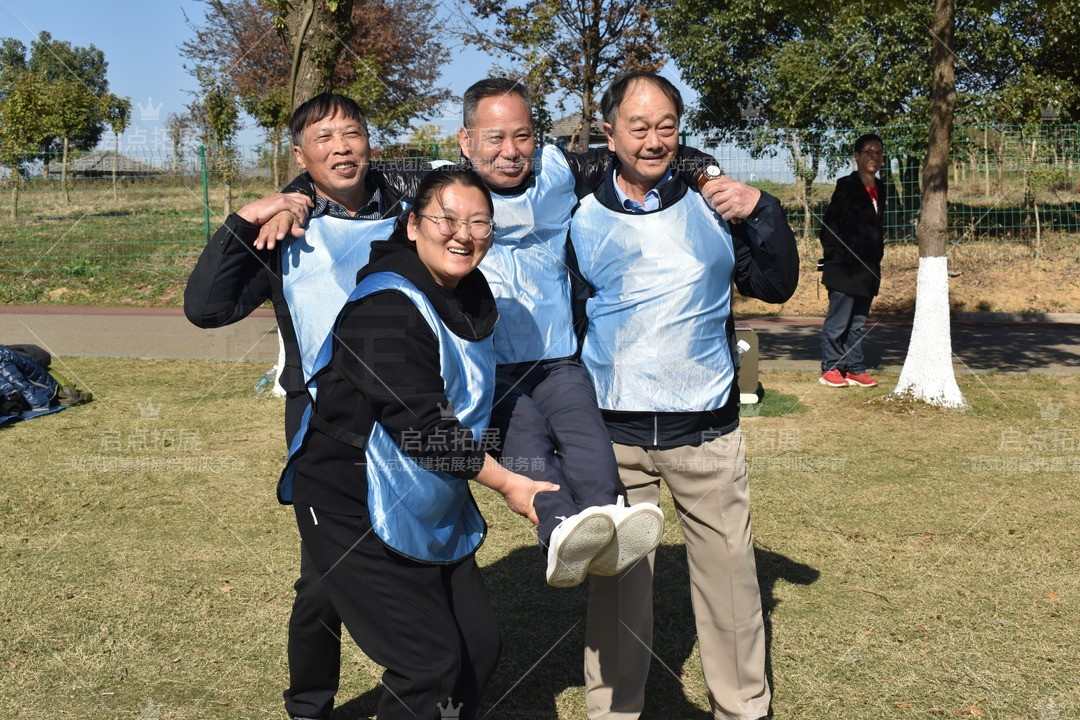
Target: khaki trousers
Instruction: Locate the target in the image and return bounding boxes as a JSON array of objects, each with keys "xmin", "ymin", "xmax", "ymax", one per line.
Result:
[{"xmin": 584, "ymin": 429, "xmax": 770, "ymax": 720}]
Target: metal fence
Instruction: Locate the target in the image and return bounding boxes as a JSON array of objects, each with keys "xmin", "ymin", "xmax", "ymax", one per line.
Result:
[{"xmin": 1, "ymin": 123, "xmax": 1077, "ymax": 278}]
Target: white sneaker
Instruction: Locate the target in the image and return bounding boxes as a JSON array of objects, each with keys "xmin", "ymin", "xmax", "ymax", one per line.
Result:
[
  {"xmin": 545, "ymin": 507, "xmax": 615, "ymax": 588},
  {"xmin": 588, "ymin": 498, "xmax": 665, "ymax": 577}
]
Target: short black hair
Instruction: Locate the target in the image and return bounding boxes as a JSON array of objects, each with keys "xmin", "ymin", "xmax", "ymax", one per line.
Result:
[
  {"xmin": 290, "ymin": 93, "xmax": 369, "ymax": 146},
  {"xmin": 462, "ymin": 78, "xmax": 531, "ymax": 128},
  {"xmin": 601, "ymin": 72, "xmax": 684, "ymax": 127},
  {"xmin": 854, "ymin": 133, "xmax": 884, "ymax": 154}
]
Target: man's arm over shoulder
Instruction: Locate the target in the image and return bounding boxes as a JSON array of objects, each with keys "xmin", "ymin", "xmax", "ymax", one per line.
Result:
[
  {"xmin": 281, "ymin": 171, "xmax": 316, "ymax": 199},
  {"xmin": 183, "ymin": 214, "xmax": 274, "ymax": 328},
  {"xmin": 561, "ymin": 145, "xmax": 718, "ymax": 199},
  {"xmin": 559, "ymin": 146, "xmax": 613, "ymax": 198},
  {"xmin": 372, "ymin": 163, "xmax": 430, "ymax": 207},
  {"xmin": 731, "ymin": 191, "xmax": 799, "ymax": 304}
]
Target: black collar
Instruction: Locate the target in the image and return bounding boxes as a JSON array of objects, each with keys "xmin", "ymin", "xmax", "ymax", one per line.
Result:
[{"xmin": 357, "ymin": 241, "xmax": 498, "ymax": 340}]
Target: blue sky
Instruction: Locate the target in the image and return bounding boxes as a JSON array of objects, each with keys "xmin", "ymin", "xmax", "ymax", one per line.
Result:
[{"xmin": 0, "ymin": 0, "xmax": 701, "ymax": 153}]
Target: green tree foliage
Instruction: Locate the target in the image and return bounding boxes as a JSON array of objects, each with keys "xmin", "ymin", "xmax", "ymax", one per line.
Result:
[
  {"xmin": 0, "ymin": 66, "xmax": 50, "ymax": 219},
  {"xmin": 27, "ymin": 31, "xmax": 111, "ymax": 156},
  {"xmin": 660, "ymin": 0, "xmax": 1077, "ymax": 134},
  {"xmin": 102, "ymin": 94, "xmax": 132, "ymax": 197},
  {"xmin": 658, "ymin": 0, "xmax": 1077, "ymax": 237},
  {"xmin": 0, "ymin": 31, "xmax": 126, "ymax": 181},
  {"xmin": 457, "ymin": 0, "xmax": 666, "ymax": 151},
  {"xmin": 192, "ymin": 69, "xmax": 242, "ymax": 214}
]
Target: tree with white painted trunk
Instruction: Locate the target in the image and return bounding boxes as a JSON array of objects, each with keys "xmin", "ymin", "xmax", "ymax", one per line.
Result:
[{"xmin": 893, "ymin": 0, "xmax": 964, "ymax": 408}]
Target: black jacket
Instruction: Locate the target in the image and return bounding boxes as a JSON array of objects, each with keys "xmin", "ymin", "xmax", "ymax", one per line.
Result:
[
  {"xmin": 290, "ymin": 240, "xmax": 498, "ymax": 515},
  {"xmin": 819, "ymin": 171, "xmax": 885, "ymax": 297},
  {"xmin": 571, "ymin": 161, "xmax": 800, "ymax": 449},
  {"xmin": 182, "ymin": 167, "xmax": 422, "ymax": 443}
]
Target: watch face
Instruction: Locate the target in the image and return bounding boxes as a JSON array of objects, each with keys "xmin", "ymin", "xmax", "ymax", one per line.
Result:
[{"xmin": 698, "ymin": 164, "xmax": 723, "ymax": 189}]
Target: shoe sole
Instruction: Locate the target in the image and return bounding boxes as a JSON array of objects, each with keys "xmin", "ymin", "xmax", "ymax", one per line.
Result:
[
  {"xmin": 819, "ymin": 377, "xmax": 848, "ymax": 387},
  {"xmin": 589, "ymin": 505, "xmax": 665, "ymax": 577},
  {"xmin": 845, "ymin": 379, "xmax": 878, "ymax": 387},
  {"xmin": 546, "ymin": 513, "xmax": 614, "ymax": 588}
]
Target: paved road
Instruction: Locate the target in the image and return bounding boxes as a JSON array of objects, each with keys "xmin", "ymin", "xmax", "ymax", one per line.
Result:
[
  {"xmin": 2, "ymin": 306, "xmax": 1078, "ymax": 374},
  {"xmin": 0, "ymin": 306, "xmax": 280, "ymax": 363}
]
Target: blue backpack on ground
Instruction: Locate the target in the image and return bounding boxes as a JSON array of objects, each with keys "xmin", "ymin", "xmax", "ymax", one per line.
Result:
[{"xmin": 0, "ymin": 344, "xmax": 76, "ymax": 426}]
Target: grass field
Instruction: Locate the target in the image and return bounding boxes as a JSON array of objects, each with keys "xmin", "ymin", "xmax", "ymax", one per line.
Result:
[{"xmin": 2, "ymin": 360, "xmax": 1076, "ymax": 719}]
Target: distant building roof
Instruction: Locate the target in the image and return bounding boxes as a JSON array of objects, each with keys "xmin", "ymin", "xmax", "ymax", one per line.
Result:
[
  {"xmin": 548, "ymin": 113, "xmax": 606, "ymax": 147},
  {"xmin": 49, "ymin": 151, "xmax": 162, "ymax": 176}
]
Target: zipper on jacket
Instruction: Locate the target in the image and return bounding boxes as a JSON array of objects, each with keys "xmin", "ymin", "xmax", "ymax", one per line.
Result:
[{"xmin": 653, "ymin": 414, "xmax": 659, "ymax": 448}]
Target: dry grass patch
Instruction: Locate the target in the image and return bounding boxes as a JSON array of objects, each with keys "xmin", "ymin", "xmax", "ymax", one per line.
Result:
[{"xmin": 1, "ymin": 361, "xmax": 1076, "ymax": 719}]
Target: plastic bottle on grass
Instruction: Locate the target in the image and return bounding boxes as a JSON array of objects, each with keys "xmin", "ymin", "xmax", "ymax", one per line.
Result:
[{"xmin": 254, "ymin": 366, "xmax": 276, "ymax": 395}]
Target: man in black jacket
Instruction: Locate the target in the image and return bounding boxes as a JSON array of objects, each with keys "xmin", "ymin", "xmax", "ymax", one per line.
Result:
[
  {"xmin": 572, "ymin": 72, "xmax": 798, "ymax": 720},
  {"xmin": 183, "ymin": 93, "xmax": 420, "ymax": 720},
  {"xmin": 818, "ymin": 133, "xmax": 886, "ymax": 388}
]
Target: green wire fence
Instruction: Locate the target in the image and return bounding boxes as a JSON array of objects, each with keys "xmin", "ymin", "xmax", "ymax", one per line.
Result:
[{"xmin": 0, "ymin": 123, "xmax": 1076, "ymax": 278}]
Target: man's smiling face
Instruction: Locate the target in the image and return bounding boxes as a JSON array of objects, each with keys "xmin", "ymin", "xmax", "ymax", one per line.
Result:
[{"xmin": 293, "ymin": 109, "xmax": 371, "ymax": 209}]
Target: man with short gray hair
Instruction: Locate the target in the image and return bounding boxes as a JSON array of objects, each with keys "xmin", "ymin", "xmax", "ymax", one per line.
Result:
[{"xmin": 572, "ymin": 71, "xmax": 799, "ymax": 720}]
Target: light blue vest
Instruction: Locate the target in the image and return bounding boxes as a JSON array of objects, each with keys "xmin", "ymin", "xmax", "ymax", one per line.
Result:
[
  {"xmin": 280, "ymin": 271, "xmax": 493, "ymax": 564},
  {"xmin": 570, "ymin": 190, "xmax": 736, "ymax": 413},
  {"xmin": 281, "ymin": 213, "xmax": 401, "ymax": 382},
  {"xmin": 483, "ymin": 145, "xmax": 578, "ymax": 364}
]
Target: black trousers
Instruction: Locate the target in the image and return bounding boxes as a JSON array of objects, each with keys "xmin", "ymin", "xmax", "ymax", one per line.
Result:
[
  {"xmin": 284, "ymin": 541, "xmax": 342, "ymax": 719},
  {"xmin": 290, "ymin": 503, "xmax": 501, "ymax": 720},
  {"xmin": 492, "ymin": 358, "xmax": 620, "ymax": 548}
]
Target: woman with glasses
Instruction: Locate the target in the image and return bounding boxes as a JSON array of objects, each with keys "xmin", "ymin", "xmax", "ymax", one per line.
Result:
[{"xmin": 281, "ymin": 168, "xmax": 556, "ymax": 720}]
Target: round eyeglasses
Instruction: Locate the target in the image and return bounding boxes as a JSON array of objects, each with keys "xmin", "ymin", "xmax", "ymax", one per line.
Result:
[{"xmin": 417, "ymin": 214, "xmax": 496, "ymax": 239}]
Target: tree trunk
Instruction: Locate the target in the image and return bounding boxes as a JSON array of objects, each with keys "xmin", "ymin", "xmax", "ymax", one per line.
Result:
[
  {"xmin": 802, "ymin": 173, "xmax": 814, "ymax": 238},
  {"xmin": 576, "ymin": 85, "xmax": 594, "ymax": 154},
  {"xmin": 893, "ymin": 0, "xmax": 964, "ymax": 408},
  {"xmin": 279, "ymin": 0, "xmax": 356, "ymax": 109},
  {"xmin": 900, "ymin": 156, "xmax": 922, "ymax": 234},
  {"xmin": 112, "ymin": 131, "xmax": 119, "ymax": 200},
  {"xmin": 271, "ymin": 128, "xmax": 281, "ymax": 190},
  {"xmin": 61, "ymin": 136, "xmax": 70, "ymax": 205},
  {"xmin": 9, "ymin": 172, "xmax": 18, "ymax": 221}
]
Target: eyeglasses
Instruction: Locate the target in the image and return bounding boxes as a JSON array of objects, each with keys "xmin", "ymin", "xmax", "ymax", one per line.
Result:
[
  {"xmin": 858, "ymin": 149, "xmax": 885, "ymax": 158},
  {"xmin": 418, "ymin": 214, "xmax": 496, "ymax": 239}
]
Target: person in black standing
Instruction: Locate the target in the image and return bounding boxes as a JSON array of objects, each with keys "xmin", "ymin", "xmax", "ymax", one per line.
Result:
[
  {"xmin": 283, "ymin": 168, "xmax": 555, "ymax": 720},
  {"xmin": 819, "ymin": 133, "xmax": 886, "ymax": 388},
  {"xmin": 183, "ymin": 94, "xmax": 421, "ymax": 720}
]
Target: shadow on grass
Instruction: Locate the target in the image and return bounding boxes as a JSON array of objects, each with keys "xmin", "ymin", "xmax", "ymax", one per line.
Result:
[{"xmin": 331, "ymin": 544, "xmax": 819, "ymax": 719}]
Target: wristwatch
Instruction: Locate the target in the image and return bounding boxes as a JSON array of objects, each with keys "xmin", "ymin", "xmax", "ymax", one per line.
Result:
[{"xmin": 696, "ymin": 164, "xmax": 723, "ymax": 189}]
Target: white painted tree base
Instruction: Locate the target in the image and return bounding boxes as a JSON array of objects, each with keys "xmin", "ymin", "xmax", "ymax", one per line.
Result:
[
  {"xmin": 272, "ymin": 330, "xmax": 287, "ymax": 397},
  {"xmin": 893, "ymin": 256, "xmax": 966, "ymax": 408}
]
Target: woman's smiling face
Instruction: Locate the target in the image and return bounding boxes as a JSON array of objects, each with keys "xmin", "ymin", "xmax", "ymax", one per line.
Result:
[{"xmin": 407, "ymin": 183, "xmax": 494, "ymax": 289}]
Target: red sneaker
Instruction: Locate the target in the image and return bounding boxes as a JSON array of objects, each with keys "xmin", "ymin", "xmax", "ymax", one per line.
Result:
[
  {"xmin": 845, "ymin": 372, "xmax": 879, "ymax": 387},
  {"xmin": 819, "ymin": 369, "xmax": 847, "ymax": 387}
]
